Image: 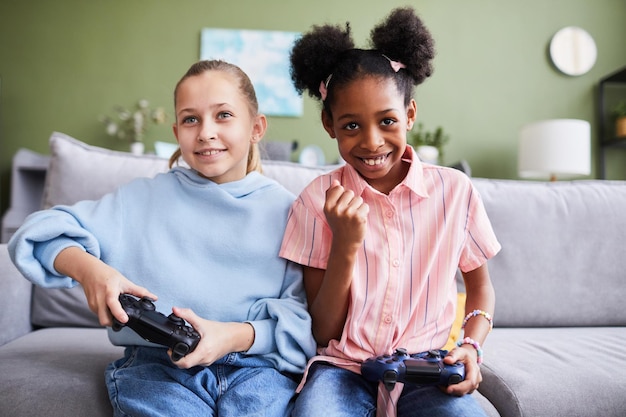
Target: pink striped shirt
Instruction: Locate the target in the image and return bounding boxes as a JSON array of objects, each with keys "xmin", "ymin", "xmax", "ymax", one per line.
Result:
[{"xmin": 280, "ymin": 146, "xmax": 500, "ymax": 363}]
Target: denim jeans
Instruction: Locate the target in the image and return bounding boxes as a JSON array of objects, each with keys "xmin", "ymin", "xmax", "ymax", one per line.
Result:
[
  {"xmin": 105, "ymin": 347, "xmax": 298, "ymax": 417},
  {"xmin": 292, "ymin": 362, "xmax": 487, "ymax": 417}
]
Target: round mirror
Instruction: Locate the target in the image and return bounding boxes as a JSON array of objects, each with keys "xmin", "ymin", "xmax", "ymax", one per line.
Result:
[{"xmin": 549, "ymin": 27, "xmax": 597, "ymax": 76}]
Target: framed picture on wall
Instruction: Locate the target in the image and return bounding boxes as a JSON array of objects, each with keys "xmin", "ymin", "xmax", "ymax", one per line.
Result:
[{"xmin": 200, "ymin": 28, "xmax": 302, "ymax": 117}]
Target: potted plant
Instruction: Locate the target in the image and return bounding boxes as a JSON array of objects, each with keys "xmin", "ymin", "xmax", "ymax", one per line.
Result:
[
  {"xmin": 408, "ymin": 122, "xmax": 450, "ymax": 164},
  {"xmin": 100, "ymin": 99, "xmax": 168, "ymax": 154},
  {"xmin": 612, "ymin": 101, "xmax": 626, "ymax": 138}
]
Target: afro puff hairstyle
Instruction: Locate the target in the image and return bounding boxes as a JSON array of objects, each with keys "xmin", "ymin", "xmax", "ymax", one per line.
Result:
[{"xmin": 290, "ymin": 6, "xmax": 435, "ymax": 110}]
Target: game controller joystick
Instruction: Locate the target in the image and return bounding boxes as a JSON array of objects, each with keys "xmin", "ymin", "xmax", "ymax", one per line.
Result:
[
  {"xmin": 361, "ymin": 348, "xmax": 465, "ymax": 390},
  {"xmin": 112, "ymin": 294, "xmax": 201, "ymax": 361}
]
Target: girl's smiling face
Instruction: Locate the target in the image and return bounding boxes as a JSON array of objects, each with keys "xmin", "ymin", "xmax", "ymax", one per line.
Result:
[
  {"xmin": 173, "ymin": 70, "xmax": 265, "ymax": 184},
  {"xmin": 322, "ymin": 76, "xmax": 417, "ymax": 194}
]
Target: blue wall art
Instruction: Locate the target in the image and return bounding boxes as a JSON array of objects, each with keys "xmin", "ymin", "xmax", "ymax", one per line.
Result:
[{"xmin": 200, "ymin": 28, "xmax": 302, "ymax": 117}]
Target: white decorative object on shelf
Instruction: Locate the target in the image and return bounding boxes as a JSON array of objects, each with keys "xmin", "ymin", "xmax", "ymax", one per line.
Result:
[
  {"xmin": 130, "ymin": 141, "xmax": 145, "ymax": 155},
  {"xmin": 416, "ymin": 145, "xmax": 439, "ymax": 164},
  {"xmin": 299, "ymin": 145, "xmax": 326, "ymax": 166}
]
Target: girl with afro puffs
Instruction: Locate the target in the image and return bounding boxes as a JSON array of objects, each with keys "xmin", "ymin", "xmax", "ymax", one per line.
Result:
[{"xmin": 280, "ymin": 7, "xmax": 500, "ymax": 417}]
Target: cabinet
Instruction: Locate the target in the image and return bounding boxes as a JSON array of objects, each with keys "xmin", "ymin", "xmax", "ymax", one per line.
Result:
[{"xmin": 598, "ymin": 66, "xmax": 626, "ymax": 179}]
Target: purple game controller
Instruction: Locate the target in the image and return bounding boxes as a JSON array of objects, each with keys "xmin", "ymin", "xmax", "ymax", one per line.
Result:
[
  {"xmin": 112, "ymin": 294, "xmax": 201, "ymax": 361},
  {"xmin": 361, "ymin": 348, "xmax": 465, "ymax": 390}
]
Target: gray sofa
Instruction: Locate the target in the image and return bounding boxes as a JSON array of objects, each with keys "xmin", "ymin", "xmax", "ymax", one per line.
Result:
[{"xmin": 1, "ymin": 132, "xmax": 625, "ymax": 416}]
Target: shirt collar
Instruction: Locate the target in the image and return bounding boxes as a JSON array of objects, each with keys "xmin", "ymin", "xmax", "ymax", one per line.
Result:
[{"xmin": 172, "ymin": 166, "xmax": 275, "ymax": 198}]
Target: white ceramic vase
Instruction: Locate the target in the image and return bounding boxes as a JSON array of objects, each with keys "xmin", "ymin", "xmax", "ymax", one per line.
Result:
[
  {"xmin": 130, "ymin": 141, "xmax": 145, "ymax": 155},
  {"xmin": 416, "ymin": 145, "xmax": 439, "ymax": 164}
]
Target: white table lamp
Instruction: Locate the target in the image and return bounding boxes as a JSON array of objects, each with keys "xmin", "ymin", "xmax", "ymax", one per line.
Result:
[{"xmin": 518, "ymin": 119, "xmax": 591, "ymax": 181}]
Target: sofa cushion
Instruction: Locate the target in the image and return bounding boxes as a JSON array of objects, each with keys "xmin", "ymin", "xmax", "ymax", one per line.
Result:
[
  {"xmin": 260, "ymin": 159, "xmax": 340, "ymax": 195},
  {"xmin": 31, "ymin": 285, "xmax": 100, "ymax": 328},
  {"xmin": 480, "ymin": 327, "xmax": 626, "ymax": 417},
  {"xmin": 43, "ymin": 131, "xmax": 337, "ymax": 206},
  {"xmin": 0, "ymin": 244, "xmax": 33, "ymax": 344},
  {"xmin": 0, "ymin": 328, "xmax": 123, "ymax": 417},
  {"xmin": 473, "ymin": 178, "xmax": 626, "ymax": 327},
  {"xmin": 42, "ymin": 132, "xmax": 170, "ymax": 209}
]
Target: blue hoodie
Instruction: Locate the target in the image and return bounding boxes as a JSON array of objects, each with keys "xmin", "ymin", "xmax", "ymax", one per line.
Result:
[{"xmin": 8, "ymin": 167, "xmax": 316, "ymax": 373}]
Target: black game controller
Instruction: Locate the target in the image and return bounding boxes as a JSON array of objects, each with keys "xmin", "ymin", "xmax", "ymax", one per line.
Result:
[
  {"xmin": 112, "ymin": 294, "xmax": 201, "ymax": 361},
  {"xmin": 361, "ymin": 348, "xmax": 465, "ymax": 390}
]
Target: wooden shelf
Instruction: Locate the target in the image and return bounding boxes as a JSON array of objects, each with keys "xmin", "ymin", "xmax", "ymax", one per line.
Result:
[{"xmin": 602, "ymin": 137, "xmax": 626, "ymax": 147}]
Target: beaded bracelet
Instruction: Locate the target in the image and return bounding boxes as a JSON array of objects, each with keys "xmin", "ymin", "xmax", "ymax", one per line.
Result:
[
  {"xmin": 457, "ymin": 337, "xmax": 483, "ymax": 364},
  {"xmin": 461, "ymin": 309, "xmax": 493, "ymax": 332}
]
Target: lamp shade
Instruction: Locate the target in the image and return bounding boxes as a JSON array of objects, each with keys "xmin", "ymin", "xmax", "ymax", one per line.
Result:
[{"xmin": 518, "ymin": 119, "xmax": 591, "ymax": 180}]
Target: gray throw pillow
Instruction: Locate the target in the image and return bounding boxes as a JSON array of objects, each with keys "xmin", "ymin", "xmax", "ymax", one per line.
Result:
[{"xmin": 42, "ymin": 132, "xmax": 169, "ymax": 209}]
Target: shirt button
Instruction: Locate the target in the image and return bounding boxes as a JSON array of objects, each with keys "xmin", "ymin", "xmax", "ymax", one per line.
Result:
[
  {"xmin": 392, "ymin": 259, "xmax": 400, "ymax": 267},
  {"xmin": 385, "ymin": 210, "xmax": 393, "ymax": 218},
  {"xmin": 384, "ymin": 315, "xmax": 393, "ymax": 324}
]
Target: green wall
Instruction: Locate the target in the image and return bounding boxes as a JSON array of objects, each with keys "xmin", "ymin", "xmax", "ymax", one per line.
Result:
[{"xmin": 1, "ymin": 0, "xmax": 626, "ymax": 215}]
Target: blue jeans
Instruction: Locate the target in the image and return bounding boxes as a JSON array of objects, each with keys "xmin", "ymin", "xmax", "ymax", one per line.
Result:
[
  {"xmin": 105, "ymin": 347, "xmax": 298, "ymax": 417},
  {"xmin": 292, "ymin": 362, "xmax": 487, "ymax": 417}
]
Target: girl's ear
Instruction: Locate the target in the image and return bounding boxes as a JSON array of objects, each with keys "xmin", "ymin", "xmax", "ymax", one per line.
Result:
[
  {"xmin": 321, "ymin": 110, "xmax": 336, "ymax": 138},
  {"xmin": 406, "ymin": 99, "xmax": 417, "ymax": 131},
  {"xmin": 251, "ymin": 114, "xmax": 267, "ymax": 144}
]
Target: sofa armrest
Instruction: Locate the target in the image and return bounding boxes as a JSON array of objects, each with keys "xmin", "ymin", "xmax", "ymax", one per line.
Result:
[{"xmin": 0, "ymin": 244, "xmax": 33, "ymax": 346}]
